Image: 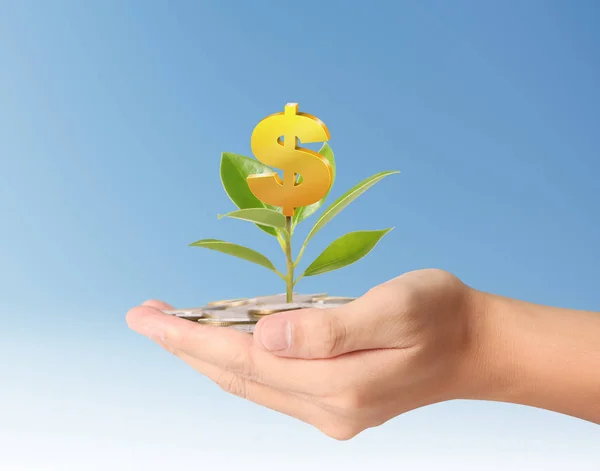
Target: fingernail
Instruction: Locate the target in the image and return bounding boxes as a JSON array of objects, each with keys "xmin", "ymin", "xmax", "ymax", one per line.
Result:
[{"xmin": 259, "ymin": 318, "xmax": 291, "ymax": 351}]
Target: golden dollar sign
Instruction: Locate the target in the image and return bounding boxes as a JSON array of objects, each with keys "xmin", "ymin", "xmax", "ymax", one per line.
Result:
[{"xmin": 247, "ymin": 103, "xmax": 332, "ymax": 217}]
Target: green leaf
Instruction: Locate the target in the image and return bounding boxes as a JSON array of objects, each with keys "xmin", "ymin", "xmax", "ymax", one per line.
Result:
[
  {"xmin": 189, "ymin": 238, "xmax": 278, "ymax": 272},
  {"xmin": 302, "ymin": 170, "xmax": 399, "ymax": 245},
  {"xmin": 292, "ymin": 142, "xmax": 336, "ymax": 226},
  {"xmin": 220, "ymin": 152, "xmax": 278, "ymax": 236},
  {"xmin": 218, "ymin": 208, "xmax": 286, "ymax": 230},
  {"xmin": 302, "ymin": 229, "xmax": 393, "ymax": 277}
]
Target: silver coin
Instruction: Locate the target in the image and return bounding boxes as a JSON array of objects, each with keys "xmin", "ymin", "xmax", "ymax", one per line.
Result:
[
  {"xmin": 248, "ymin": 302, "xmax": 315, "ymax": 317},
  {"xmin": 161, "ymin": 308, "xmax": 203, "ymax": 316},
  {"xmin": 288, "ymin": 293, "xmax": 329, "ymax": 303},
  {"xmin": 314, "ymin": 296, "xmax": 356, "ymax": 304},
  {"xmin": 206, "ymin": 298, "xmax": 249, "ymax": 308},
  {"xmin": 246, "ymin": 293, "xmax": 328, "ymax": 305},
  {"xmin": 197, "ymin": 317, "xmax": 257, "ymax": 327},
  {"xmin": 230, "ymin": 324, "xmax": 256, "ymax": 334},
  {"xmin": 246, "ymin": 293, "xmax": 289, "ymax": 304},
  {"xmin": 161, "ymin": 308, "xmax": 206, "ymax": 320},
  {"xmin": 309, "ymin": 303, "xmax": 344, "ymax": 309},
  {"xmin": 201, "ymin": 308, "xmax": 252, "ymax": 320},
  {"xmin": 161, "ymin": 294, "xmax": 355, "ymax": 328}
]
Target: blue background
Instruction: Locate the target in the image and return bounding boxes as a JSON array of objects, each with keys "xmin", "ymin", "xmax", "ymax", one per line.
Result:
[{"xmin": 1, "ymin": 1, "xmax": 599, "ymax": 469}]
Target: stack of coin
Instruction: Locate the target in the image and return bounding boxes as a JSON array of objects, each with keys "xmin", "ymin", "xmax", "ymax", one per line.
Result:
[{"xmin": 161, "ymin": 293, "xmax": 356, "ymax": 333}]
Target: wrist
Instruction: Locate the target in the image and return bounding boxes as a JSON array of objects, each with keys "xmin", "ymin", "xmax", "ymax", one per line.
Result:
[
  {"xmin": 456, "ymin": 288, "xmax": 520, "ymax": 403},
  {"xmin": 457, "ymin": 287, "xmax": 600, "ymax": 423}
]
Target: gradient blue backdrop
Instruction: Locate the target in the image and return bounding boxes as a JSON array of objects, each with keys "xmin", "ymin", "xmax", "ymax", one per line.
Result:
[{"xmin": 1, "ymin": 1, "xmax": 599, "ymax": 469}]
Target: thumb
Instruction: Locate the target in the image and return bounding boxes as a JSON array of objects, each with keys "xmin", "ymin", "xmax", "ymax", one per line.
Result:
[{"xmin": 253, "ymin": 286, "xmax": 405, "ymax": 359}]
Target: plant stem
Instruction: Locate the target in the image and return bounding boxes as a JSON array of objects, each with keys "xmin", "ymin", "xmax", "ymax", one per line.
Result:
[
  {"xmin": 293, "ymin": 274, "xmax": 304, "ymax": 287},
  {"xmin": 294, "ymin": 242, "xmax": 307, "ymax": 267},
  {"xmin": 276, "ymin": 232, "xmax": 286, "ymax": 251},
  {"xmin": 284, "ymin": 216, "xmax": 294, "ymax": 303}
]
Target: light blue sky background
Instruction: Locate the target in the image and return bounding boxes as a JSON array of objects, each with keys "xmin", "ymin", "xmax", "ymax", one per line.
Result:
[{"xmin": 1, "ymin": 0, "xmax": 599, "ymax": 469}]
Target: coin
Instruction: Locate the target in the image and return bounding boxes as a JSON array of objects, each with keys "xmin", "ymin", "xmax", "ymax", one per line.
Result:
[
  {"xmin": 230, "ymin": 324, "xmax": 256, "ymax": 333},
  {"xmin": 197, "ymin": 317, "xmax": 256, "ymax": 327},
  {"xmin": 206, "ymin": 298, "xmax": 249, "ymax": 308},
  {"xmin": 161, "ymin": 293, "xmax": 357, "ymax": 334},
  {"xmin": 178, "ymin": 314, "xmax": 206, "ymax": 321},
  {"xmin": 245, "ymin": 293, "xmax": 328, "ymax": 304},
  {"xmin": 314, "ymin": 296, "xmax": 356, "ymax": 304},
  {"xmin": 200, "ymin": 309, "xmax": 252, "ymax": 319},
  {"xmin": 248, "ymin": 302, "xmax": 314, "ymax": 318},
  {"xmin": 246, "ymin": 293, "xmax": 289, "ymax": 304},
  {"xmin": 289, "ymin": 293, "xmax": 328, "ymax": 303},
  {"xmin": 162, "ymin": 308, "xmax": 206, "ymax": 320}
]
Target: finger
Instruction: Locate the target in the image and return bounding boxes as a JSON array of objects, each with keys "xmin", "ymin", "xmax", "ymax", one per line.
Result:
[
  {"xmin": 141, "ymin": 325, "xmax": 332, "ymax": 429},
  {"xmin": 127, "ymin": 304, "xmax": 254, "ymax": 370},
  {"xmin": 174, "ymin": 351, "xmax": 325, "ymax": 426},
  {"xmin": 126, "ymin": 305, "xmax": 340, "ymax": 394},
  {"xmin": 253, "ymin": 282, "xmax": 412, "ymax": 359},
  {"xmin": 176, "ymin": 352, "xmax": 356, "ymax": 439},
  {"xmin": 150, "ymin": 333, "xmax": 373, "ymax": 440},
  {"xmin": 142, "ymin": 299, "xmax": 174, "ymax": 310}
]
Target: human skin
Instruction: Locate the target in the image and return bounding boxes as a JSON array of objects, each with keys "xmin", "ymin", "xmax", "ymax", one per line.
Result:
[{"xmin": 126, "ymin": 269, "xmax": 600, "ymax": 439}]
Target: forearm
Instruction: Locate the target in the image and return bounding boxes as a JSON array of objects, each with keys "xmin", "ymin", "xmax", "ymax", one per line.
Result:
[{"xmin": 465, "ymin": 289, "xmax": 600, "ymax": 423}]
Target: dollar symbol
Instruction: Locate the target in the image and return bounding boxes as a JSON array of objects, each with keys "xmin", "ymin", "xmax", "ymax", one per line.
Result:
[{"xmin": 247, "ymin": 103, "xmax": 332, "ymax": 217}]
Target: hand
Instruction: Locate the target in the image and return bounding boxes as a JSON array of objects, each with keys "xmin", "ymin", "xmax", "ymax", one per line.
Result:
[{"xmin": 126, "ymin": 269, "xmax": 483, "ymax": 439}]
